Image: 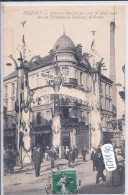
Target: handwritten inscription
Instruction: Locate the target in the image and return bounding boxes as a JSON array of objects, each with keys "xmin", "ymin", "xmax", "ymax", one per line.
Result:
[{"xmin": 101, "ymin": 144, "xmax": 117, "ymax": 171}]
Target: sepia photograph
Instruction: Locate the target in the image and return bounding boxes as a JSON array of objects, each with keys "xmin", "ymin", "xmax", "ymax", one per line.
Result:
[{"xmin": 1, "ymin": 2, "xmax": 126, "ymax": 194}]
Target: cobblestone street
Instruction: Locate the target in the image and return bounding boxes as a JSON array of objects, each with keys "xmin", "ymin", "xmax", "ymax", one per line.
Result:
[{"xmin": 3, "ymin": 154, "xmax": 125, "ymax": 194}]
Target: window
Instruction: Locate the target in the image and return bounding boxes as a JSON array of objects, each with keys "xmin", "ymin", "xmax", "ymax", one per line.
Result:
[
  {"xmin": 46, "ymin": 110, "xmax": 51, "ymax": 120},
  {"xmin": 87, "ymin": 112, "xmax": 90, "ymax": 124},
  {"xmin": 5, "ymin": 85, "xmax": 8, "ymax": 97},
  {"xmin": 36, "ymin": 74, "xmax": 39, "ymax": 86},
  {"xmin": 86, "ymin": 74, "xmax": 90, "ymax": 89},
  {"xmin": 100, "ymin": 97, "xmax": 103, "ymax": 109},
  {"xmin": 63, "ymin": 107, "xmax": 69, "ymax": 118},
  {"xmin": 75, "ymin": 70, "xmax": 78, "ymax": 79},
  {"xmin": 109, "ymin": 86, "xmax": 111, "ymax": 97},
  {"xmin": 12, "ymin": 83, "xmax": 15, "ymax": 95},
  {"xmin": 11, "ymin": 99, "xmax": 15, "ymax": 110},
  {"xmin": 62, "ymin": 66, "xmax": 69, "ymax": 76},
  {"xmin": 100, "ymin": 83, "xmax": 103, "ymax": 94},
  {"xmin": 105, "ymin": 84, "xmax": 107, "ymax": 96},
  {"xmin": 105, "ymin": 99, "xmax": 109, "ymax": 110},
  {"xmin": 105, "ymin": 99, "xmax": 107, "ymax": 110},
  {"xmin": 37, "ymin": 112, "xmax": 41, "ymax": 124},
  {"xmin": 109, "ymin": 101, "xmax": 111, "ymax": 111},
  {"xmin": 80, "ymin": 72, "xmax": 83, "ymax": 86},
  {"xmin": 5, "ymin": 100, "xmax": 8, "ymax": 111}
]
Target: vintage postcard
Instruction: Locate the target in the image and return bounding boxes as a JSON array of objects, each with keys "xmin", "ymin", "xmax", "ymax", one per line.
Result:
[{"xmin": 1, "ymin": 2, "xmax": 126, "ymax": 195}]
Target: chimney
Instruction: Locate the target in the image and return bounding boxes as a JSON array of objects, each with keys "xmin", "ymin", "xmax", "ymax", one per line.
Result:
[
  {"xmin": 110, "ymin": 22, "xmax": 116, "ymax": 83},
  {"xmin": 110, "ymin": 21, "xmax": 117, "ymax": 116},
  {"xmin": 76, "ymin": 44, "xmax": 82, "ymax": 59}
]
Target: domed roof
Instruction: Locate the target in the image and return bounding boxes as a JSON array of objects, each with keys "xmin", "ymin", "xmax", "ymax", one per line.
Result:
[{"xmin": 53, "ymin": 33, "xmax": 76, "ymax": 52}]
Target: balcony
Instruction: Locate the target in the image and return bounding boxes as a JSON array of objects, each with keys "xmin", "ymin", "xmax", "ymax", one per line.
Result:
[{"xmin": 62, "ymin": 78, "xmax": 78, "ymax": 87}]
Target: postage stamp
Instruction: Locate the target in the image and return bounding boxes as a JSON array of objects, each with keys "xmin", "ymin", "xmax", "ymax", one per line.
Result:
[{"xmin": 52, "ymin": 170, "xmax": 77, "ymax": 194}]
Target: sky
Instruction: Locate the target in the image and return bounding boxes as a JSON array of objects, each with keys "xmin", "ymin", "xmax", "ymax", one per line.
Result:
[{"xmin": 2, "ymin": 5, "xmax": 125, "ymax": 117}]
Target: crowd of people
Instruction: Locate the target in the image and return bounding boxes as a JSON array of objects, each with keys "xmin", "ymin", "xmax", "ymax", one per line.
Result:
[{"xmin": 3, "ymin": 143, "xmax": 125, "ymax": 187}]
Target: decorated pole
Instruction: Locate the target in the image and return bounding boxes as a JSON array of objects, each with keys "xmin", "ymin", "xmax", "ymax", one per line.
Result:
[
  {"xmin": 52, "ymin": 55, "xmax": 62, "ymax": 158},
  {"xmin": 90, "ymin": 31, "xmax": 104, "ymax": 150}
]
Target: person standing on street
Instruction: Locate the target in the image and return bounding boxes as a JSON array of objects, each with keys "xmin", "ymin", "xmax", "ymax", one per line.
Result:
[
  {"xmin": 33, "ymin": 147, "xmax": 42, "ymax": 177},
  {"xmin": 91, "ymin": 149, "xmax": 98, "ymax": 171},
  {"xmin": 72, "ymin": 146, "xmax": 76, "ymax": 163},
  {"xmin": 75, "ymin": 146, "xmax": 79, "ymax": 159},
  {"xmin": 65, "ymin": 146, "xmax": 69, "ymax": 160},
  {"xmin": 49, "ymin": 148, "xmax": 55, "ymax": 168},
  {"xmin": 68, "ymin": 149, "xmax": 73, "ymax": 167},
  {"xmin": 82, "ymin": 146, "xmax": 87, "ymax": 162},
  {"xmin": 96, "ymin": 150, "xmax": 105, "ymax": 184}
]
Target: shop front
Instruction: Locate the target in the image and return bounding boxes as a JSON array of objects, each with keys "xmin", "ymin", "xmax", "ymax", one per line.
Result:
[
  {"xmin": 30, "ymin": 126, "xmax": 52, "ymax": 150},
  {"xmin": 4, "ymin": 128, "xmax": 16, "ymax": 148}
]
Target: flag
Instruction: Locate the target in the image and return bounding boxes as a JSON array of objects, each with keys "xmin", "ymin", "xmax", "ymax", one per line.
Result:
[
  {"xmin": 91, "ymin": 40, "xmax": 94, "ymax": 50},
  {"xmin": 22, "ymin": 35, "xmax": 25, "ymax": 44},
  {"xmin": 21, "ymin": 20, "xmax": 27, "ymax": 28}
]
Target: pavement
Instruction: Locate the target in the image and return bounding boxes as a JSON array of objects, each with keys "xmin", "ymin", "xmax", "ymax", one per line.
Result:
[{"xmin": 3, "ymin": 154, "xmax": 125, "ymax": 195}]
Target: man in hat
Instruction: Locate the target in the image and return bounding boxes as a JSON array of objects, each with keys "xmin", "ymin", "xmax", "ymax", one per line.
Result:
[
  {"xmin": 82, "ymin": 146, "xmax": 87, "ymax": 162},
  {"xmin": 96, "ymin": 151, "xmax": 105, "ymax": 184},
  {"xmin": 49, "ymin": 148, "xmax": 55, "ymax": 168},
  {"xmin": 33, "ymin": 147, "xmax": 42, "ymax": 177},
  {"xmin": 91, "ymin": 149, "xmax": 98, "ymax": 171}
]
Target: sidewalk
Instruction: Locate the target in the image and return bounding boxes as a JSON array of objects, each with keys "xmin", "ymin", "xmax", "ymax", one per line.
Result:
[{"xmin": 3, "ymin": 154, "xmax": 125, "ymax": 194}]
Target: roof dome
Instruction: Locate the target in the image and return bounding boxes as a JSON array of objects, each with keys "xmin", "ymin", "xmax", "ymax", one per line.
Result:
[{"xmin": 53, "ymin": 33, "xmax": 76, "ymax": 53}]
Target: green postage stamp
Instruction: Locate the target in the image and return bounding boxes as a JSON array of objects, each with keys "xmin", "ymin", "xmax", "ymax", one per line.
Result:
[{"xmin": 52, "ymin": 170, "xmax": 77, "ymax": 194}]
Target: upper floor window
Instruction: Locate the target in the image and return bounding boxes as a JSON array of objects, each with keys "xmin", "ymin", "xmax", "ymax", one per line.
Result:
[
  {"xmin": 109, "ymin": 101, "xmax": 111, "ymax": 111},
  {"xmin": 100, "ymin": 83, "xmax": 103, "ymax": 94},
  {"xmin": 62, "ymin": 66, "xmax": 69, "ymax": 77},
  {"xmin": 109, "ymin": 86, "xmax": 111, "ymax": 97},
  {"xmin": 12, "ymin": 83, "xmax": 15, "ymax": 96},
  {"xmin": 46, "ymin": 110, "xmax": 51, "ymax": 120},
  {"xmin": 11, "ymin": 99, "xmax": 15, "ymax": 110},
  {"xmin": 86, "ymin": 74, "xmax": 90, "ymax": 89},
  {"xmin": 75, "ymin": 70, "xmax": 78, "ymax": 79},
  {"xmin": 105, "ymin": 84, "xmax": 107, "ymax": 96},
  {"xmin": 80, "ymin": 72, "xmax": 84, "ymax": 86},
  {"xmin": 5, "ymin": 100, "xmax": 8, "ymax": 111},
  {"xmin": 87, "ymin": 112, "xmax": 90, "ymax": 124},
  {"xmin": 36, "ymin": 74, "xmax": 39, "ymax": 86},
  {"xmin": 36, "ymin": 112, "xmax": 41, "ymax": 124},
  {"xmin": 5, "ymin": 85, "xmax": 8, "ymax": 97},
  {"xmin": 100, "ymin": 97, "xmax": 103, "ymax": 109}
]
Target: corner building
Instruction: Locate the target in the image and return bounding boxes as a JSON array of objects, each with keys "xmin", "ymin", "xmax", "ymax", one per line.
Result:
[{"xmin": 3, "ymin": 33, "xmax": 115, "ymax": 154}]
